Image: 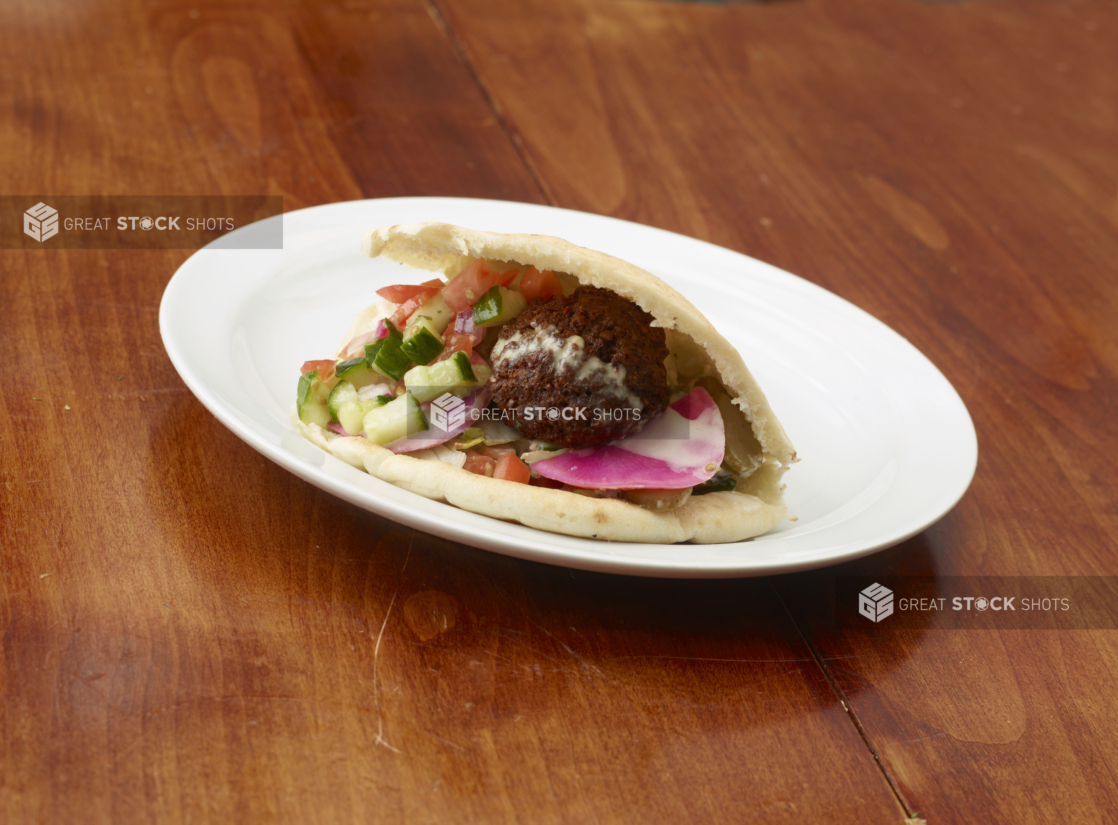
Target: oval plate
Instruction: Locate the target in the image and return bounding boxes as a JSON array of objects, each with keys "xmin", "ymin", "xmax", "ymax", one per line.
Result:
[{"xmin": 160, "ymin": 197, "xmax": 976, "ymax": 578}]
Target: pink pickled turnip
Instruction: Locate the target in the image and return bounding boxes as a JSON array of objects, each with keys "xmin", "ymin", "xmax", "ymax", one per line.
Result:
[{"xmin": 532, "ymin": 387, "xmax": 725, "ymax": 490}]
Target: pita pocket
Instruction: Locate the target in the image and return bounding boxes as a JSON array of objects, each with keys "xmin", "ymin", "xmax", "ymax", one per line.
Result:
[{"xmin": 294, "ymin": 223, "xmax": 796, "ymax": 544}]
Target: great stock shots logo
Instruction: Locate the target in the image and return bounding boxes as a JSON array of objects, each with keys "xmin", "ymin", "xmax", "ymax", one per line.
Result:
[
  {"xmin": 430, "ymin": 392, "xmax": 466, "ymax": 432},
  {"xmin": 859, "ymin": 583, "xmax": 894, "ymax": 623},
  {"xmin": 3, "ymin": 196, "xmax": 283, "ymax": 249},
  {"xmin": 23, "ymin": 202, "xmax": 59, "ymax": 242},
  {"xmin": 836, "ymin": 577, "xmax": 1118, "ymax": 630}
]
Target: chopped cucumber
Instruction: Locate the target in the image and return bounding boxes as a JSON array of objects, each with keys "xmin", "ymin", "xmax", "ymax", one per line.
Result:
[
  {"xmin": 471, "ymin": 362, "xmax": 492, "ymax": 384},
  {"xmin": 297, "ymin": 370, "xmax": 332, "ymax": 427},
  {"xmin": 401, "ymin": 322, "xmax": 444, "ymax": 365},
  {"xmin": 405, "ymin": 292, "xmax": 453, "ymax": 335},
  {"xmin": 334, "ymin": 338, "xmax": 393, "ymax": 390},
  {"xmin": 447, "ymin": 350, "xmax": 476, "ymax": 382},
  {"xmin": 334, "ymin": 353, "xmax": 379, "ymax": 389},
  {"xmin": 327, "ymin": 380, "xmax": 359, "ymax": 421},
  {"xmin": 405, "ymin": 314, "xmax": 442, "ymax": 339},
  {"xmin": 369, "ymin": 323, "xmax": 410, "ymax": 381},
  {"xmin": 364, "ymin": 338, "xmax": 385, "ymax": 360},
  {"xmin": 473, "ymin": 285, "xmax": 528, "ymax": 327},
  {"xmin": 404, "ymin": 351, "xmax": 491, "ymax": 403},
  {"xmin": 321, "ymin": 378, "xmax": 382, "ymax": 434},
  {"xmin": 336, "ymin": 398, "xmax": 381, "ymax": 435},
  {"xmin": 362, "ymin": 390, "xmax": 427, "ymax": 446},
  {"xmin": 402, "ymin": 366, "xmax": 438, "ymax": 403}
]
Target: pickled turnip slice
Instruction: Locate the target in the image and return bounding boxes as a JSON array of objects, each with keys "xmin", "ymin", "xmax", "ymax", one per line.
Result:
[{"xmin": 532, "ymin": 387, "xmax": 725, "ymax": 490}]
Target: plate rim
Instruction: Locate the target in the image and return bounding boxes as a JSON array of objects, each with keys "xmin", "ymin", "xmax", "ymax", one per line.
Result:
[{"xmin": 159, "ymin": 196, "xmax": 978, "ymax": 579}]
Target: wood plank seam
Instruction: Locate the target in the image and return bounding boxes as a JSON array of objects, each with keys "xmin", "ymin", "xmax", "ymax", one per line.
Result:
[
  {"xmin": 769, "ymin": 580, "xmax": 920, "ymax": 820},
  {"xmin": 423, "ymin": 0, "xmax": 559, "ymax": 208}
]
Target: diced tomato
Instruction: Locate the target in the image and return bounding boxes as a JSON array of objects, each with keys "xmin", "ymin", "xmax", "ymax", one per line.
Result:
[
  {"xmin": 493, "ymin": 453, "xmax": 531, "ymax": 484},
  {"xmin": 301, "ymin": 359, "xmax": 335, "ymax": 378},
  {"xmin": 380, "ymin": 282, "xmax": 442, "ymax": 327},
  {"xmin": 435, "ymin": 331, "xmax": 474, "ymax": 362},
  {"xmin": 442, "ymin": 259, "xmax": 504, "ymax": 312},
  {"xmin": 449, "ymin": 331, "xmax": 476, "ymax": 351},
  {"xmin": 375, "ymin": 281, "xmax": 441, "ymax": 304},
  {"xmin": 482, "ymin": 443, "xmax": 517, "ymax": 461},
  {"xmin": 519, "ymin": 267, "xmax": 562, "ymax": 302},
  {"xmin": 462, "ymin": 450, "xmax": 496, "ymax": 477},
  {"xmin": 300, "ymin": 359, "xmax": 338, "ymax": 389},
  {"xmin": 496, "ymin": 267, "xmax": 519, "ymax": 287},
  {"xmin": 389, "ymin": 296, "xmax": 426, "ymax": 328}
]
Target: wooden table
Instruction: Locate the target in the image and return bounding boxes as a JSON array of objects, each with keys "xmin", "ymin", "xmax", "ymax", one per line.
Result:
[{"xmin": 2, "ymin": 0, "xmax": 1116, "ymax": 821}]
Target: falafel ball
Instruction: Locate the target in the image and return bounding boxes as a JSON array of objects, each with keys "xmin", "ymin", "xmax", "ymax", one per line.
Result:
[{"xmin": 489, "ymin": 286, "xmax": 669, "ymax": 448}]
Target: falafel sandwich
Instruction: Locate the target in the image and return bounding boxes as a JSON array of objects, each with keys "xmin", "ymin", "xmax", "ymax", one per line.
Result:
[{"xmin": 294, "ymin": 223, "xmax": 796, "ymax": 544}]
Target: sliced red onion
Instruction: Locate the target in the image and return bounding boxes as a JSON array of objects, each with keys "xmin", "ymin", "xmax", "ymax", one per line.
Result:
[
  {"xmin": 356, "ymin": 381, "xmax": 398, "ymax": 401},
  {"xmin": 452, "ymin": 309, "xmax": 486, "ymax": 346},
  {"xmin": 384, "ymin": 386, "xmax": 493, "ymax": 454},
  {"xmin": 532, "ymin": 387, "xmax": 725, "ymax": 489},
  {"xmin": 340, "ymin": 320, "xmax": 389, "ymax": 359}
]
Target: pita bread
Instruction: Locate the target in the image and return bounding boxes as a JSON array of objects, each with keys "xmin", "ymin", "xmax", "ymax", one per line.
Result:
[{"xmin": 296, "ymin": 223, "xmax": 797, "ymax": 544}]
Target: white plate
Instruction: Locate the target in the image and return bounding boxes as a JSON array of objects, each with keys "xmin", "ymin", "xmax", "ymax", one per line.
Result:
[{"xmin": 160, "ymin": 197, "xmax": 976, "ymax": 578}]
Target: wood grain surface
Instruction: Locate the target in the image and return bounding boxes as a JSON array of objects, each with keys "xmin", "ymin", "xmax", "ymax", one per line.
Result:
[
  {"xmin": 1, "ymin": 0, "xmax": 1115, "ymax": 822},
  {"xmin": 439, "ymin": 0, "xmax": 1118, "ymax": 821}
]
